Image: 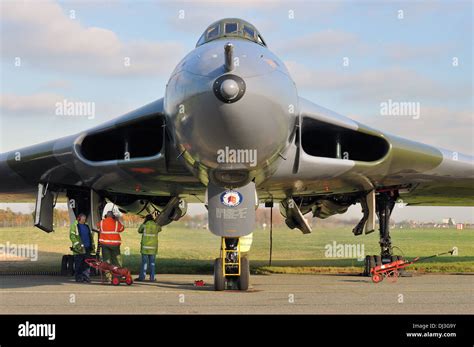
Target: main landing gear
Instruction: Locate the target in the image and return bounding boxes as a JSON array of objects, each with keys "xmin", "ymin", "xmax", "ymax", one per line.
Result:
[
  {"xmin": 214, "ymin": 237, "xmax": 250, "ymax": 291},
  {"xmin": 363, "ymin": 191, "xmax": 406, "ymax": 276}
]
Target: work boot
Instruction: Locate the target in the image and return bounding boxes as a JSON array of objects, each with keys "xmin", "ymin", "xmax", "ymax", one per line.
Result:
[{"xmin": 134, "ymin": 277, "xmax": 145, "ymax": 282}]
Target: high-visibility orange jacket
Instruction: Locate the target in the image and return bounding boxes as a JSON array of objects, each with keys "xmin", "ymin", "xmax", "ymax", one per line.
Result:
[{"xmin": 97, "ymin": 217, "xmax": 125, "ymax": 246}]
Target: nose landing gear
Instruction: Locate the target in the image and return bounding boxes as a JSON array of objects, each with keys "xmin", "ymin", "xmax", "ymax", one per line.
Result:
[
  {"xmin": 207, "ymin": 182, "xmax": 255, "ymax": 291},
  {"xmin": 214, "ymin": 237, "xmax": 250, "ymax": 291}
]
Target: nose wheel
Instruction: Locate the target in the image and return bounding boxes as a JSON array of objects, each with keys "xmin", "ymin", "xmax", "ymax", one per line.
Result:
[
  {"xmin": 214, "ymin": 237, "xmax": 250, "ymax": 291},
  {"xmin": 213, "ymin": 258, "xmax": 226, "ymax": 291}
]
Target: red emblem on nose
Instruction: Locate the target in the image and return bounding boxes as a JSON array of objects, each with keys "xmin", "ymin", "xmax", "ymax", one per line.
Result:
[{"xmin": 227, "ymin": 195, "xmax": 236, "ymax": 204}]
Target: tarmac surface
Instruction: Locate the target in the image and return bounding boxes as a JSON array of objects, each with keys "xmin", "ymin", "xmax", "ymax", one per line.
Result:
[{"xmin": 1, "ymin": 273, "xmax": 473, "ymax": 314}]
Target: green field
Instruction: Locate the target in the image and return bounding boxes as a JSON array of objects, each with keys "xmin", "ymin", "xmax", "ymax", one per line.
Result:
[{"xmin": 1, "ymin": 224, "xmax": 473, "ymax": 274}]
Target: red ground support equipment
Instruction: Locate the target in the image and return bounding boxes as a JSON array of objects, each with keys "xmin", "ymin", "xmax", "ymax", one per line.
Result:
[
  {"xmin": 370, "ymin": 249, "xmax": 454, "ymax": 283},
  {"xmin": 194, "ymin": 280, "xmax": 206, "ymax": 287},
  {"xmin": 85, "ymin": 258, "xmax": 133, "ymax": 286}
]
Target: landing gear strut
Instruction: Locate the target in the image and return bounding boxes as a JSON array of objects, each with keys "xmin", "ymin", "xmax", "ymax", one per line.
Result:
[
  {"xmin": 376, "ymin": 191, "xmax": 397, "ymax": 261},
  {"xmin": 214, "ymin": 237, "xmax": 250, "ymax": 291},
  {"xmin": 364, "ymin": 191, "xmax": 405, "ymax": 276}
]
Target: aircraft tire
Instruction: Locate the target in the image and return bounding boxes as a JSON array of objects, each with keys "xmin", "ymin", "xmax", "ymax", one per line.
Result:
[
  {"xmin": 375, "ymin": 255, "xmax": 382, "ymax": 267},
  {"xmin": 238, "ymin": 256, "xmax": 250, "ymax": 291},
  {"xmin": 67, "ymin": 255, "xmax": 75, "ymax": 276},
  {"xmin": 364, "ymin": 255, "xmax": 376, "ymax": 276},
  {"xmin": 214, "ymin": 258, "xmax": 225, "ymax": 291},
  {"xmin": 364, "ymin": 255, "xmax": 371, "ymax": 276},
  {"xmin": 369, "ymin": 256, "xmax": 375, "ymax": 274},
  {"xmin": 60, "ymin": 255, "xmax": 69, "ymax": 276}
]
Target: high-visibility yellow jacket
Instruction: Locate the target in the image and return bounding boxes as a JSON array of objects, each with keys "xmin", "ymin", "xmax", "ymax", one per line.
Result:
[
  {"xmin": 69, "ymin": 220, "xmax": 95, "ymax": 255},
  {"xmin": 138, "ymin": 221, "xmax": 161, "ymax": 255}
]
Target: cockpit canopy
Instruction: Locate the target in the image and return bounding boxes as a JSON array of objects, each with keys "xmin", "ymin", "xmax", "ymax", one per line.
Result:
[{"xmin": 196, "ymin": 18, "xmax": 266, "ymax": 47}]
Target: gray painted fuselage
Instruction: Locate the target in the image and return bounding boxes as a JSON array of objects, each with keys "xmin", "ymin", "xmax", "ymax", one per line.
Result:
[{"xmin": 165, "ymin": 38, "xmax": 298, "ymax": 188}]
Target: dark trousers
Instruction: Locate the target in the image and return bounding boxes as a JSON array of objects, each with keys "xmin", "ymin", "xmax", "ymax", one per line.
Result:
[
  {"xmin": 74, "ymin": 247, "xmax": 92, "ymax": 281},
  {"xmin": 101, "ymin": 245, "xmax": 122, "ymax": 267}
]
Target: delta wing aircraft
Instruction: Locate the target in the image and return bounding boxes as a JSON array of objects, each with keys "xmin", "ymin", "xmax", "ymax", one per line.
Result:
[{"xmin": 1, "ymin": 19, "xmax": 473, "ymax": 290}]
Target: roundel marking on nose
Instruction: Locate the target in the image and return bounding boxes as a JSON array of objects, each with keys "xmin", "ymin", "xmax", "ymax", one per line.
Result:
[{"xmin": 213, "ymin": 74, "xmax": 246, "ymax": 103}]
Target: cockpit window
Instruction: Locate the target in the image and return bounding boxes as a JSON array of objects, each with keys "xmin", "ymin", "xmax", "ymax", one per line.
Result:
[
  {"xmin": 196, "ymin": 19, "xmax": 266, "ymax": 47},
  {"xmin": 207, "ymin": 25, "xmax": 219, "ymax": 40},
  {"xmin": 225, "ymin": 22, "xmax": 238, "ymax": 34},
  {"xmin": 243, "ymin": 25, "xmax": 255, "ymax": 39}
]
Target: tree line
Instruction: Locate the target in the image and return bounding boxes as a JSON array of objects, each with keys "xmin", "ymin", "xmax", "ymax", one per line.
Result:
[{"xmin": 0, "ymin": 208, "xmax": 146, "ymax": 228}]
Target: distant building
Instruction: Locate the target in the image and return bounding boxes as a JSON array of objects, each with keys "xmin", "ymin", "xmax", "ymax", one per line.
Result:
[{"xmin": 437, "ymin": 218, "xmax": 456, "ymax": 228}]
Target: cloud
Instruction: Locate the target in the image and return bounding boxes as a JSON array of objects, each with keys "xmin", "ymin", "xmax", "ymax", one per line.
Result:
[
  {"xmin": 0, "ymin": 92, "xmax": 64, "ymax": 116},
  {"xmin": 164, "ymin": 3, "xmax": 279, "ymax": 36},
  {"xmin": 351, "ymin": 106, "xmax": 474, "ymax": 154},
  {"xmin": 274, "ymin": 30, "xmax": 368, "ymax": 57},
  {"xmin": 0, "ymin": 92, "xmax": 125, "ymax": 122},
  {"xmin": 163, "ymin": 1, "xmax": 342, "ymax": 37},
  {"xmin": 41, "ymin": 79, "xmax": 72, "ymax": 90},
  {"xmin": 285, "ymin": 60, "xmax": 472, "ymax": 103},
  {"xmin": 381, "ymin": 42, "xmax": 450, "ymax": 62},
  {"xmin": 1, "ymin": 0, "xmax": 185, "ymax": 77}
]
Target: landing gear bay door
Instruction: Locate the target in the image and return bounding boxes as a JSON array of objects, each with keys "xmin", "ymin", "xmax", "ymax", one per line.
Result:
[
  {"xmin": 34, "ymin": 183, "xmax": 55, "ymax": 233},
  {"xmin": 207, "ymin": 182, "xmax": 256, "ymax": 237}
]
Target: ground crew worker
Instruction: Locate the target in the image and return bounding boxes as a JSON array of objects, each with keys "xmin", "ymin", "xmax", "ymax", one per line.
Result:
[
  {"xmin": 135, "ymin": 214, "xmax": 161, "ymax": 282},
  {"xmin": 97, "ymin": 211, "xmax": 124, "ymax": 267},
  {"xmin": 70, "ymin": 213, "xmax": 95, "ymax": 283}
]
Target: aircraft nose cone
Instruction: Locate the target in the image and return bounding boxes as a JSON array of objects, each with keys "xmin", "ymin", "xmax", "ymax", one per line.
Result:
[
  {"xmin": 213, "ymin": 74, "xmax": 246, "ymax": 103},
  {"xmin": 220, "ymin": 79, "xmax": 239, "ymax": 100}
]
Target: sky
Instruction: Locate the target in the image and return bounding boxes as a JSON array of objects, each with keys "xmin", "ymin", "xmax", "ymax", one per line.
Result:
[{"xmin": 0, "ymin": 0, "xmax": 473, "ymax": 222}]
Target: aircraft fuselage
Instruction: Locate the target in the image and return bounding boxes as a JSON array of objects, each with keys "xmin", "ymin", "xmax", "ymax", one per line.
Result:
[{"xmin": 164, "ymin": 39, "xmax": 298, "ymax": 188}]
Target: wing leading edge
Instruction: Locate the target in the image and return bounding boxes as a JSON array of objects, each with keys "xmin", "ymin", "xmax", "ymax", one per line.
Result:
[
  {"xmin": 263, "ymin": 97, "xmax": 473, "ymax": 206},
  {"xmin": 0, "ymin": 98, "xmax": 199, "ymax": 203}
]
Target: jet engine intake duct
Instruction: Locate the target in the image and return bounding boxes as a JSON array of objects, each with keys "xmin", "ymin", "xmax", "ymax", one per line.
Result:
[
  {"xmin": 80, "ymin": 115, "xmax": 164, "ymax": 162},
  {"xmin": 301, "ymin": 118, "xmax": 389, "ymax": 162}
]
